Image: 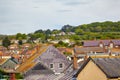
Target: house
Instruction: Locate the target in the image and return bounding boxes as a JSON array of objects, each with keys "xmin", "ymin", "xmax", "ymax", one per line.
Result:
[
  {"xmin": 50, "ymin": 40, "xmax": 59, "ymax": 44},
  {"xmin": 8, "ymin": 44, "xmax": 20, "ymax": 54},
  {"xmin": 21, "ymin": 43, "xmax": 31, "ymax": 49},
  {"xmin": 0, "ymin": 51, "xmax": 11, "ymax": 59},
  {"xmin": 73, "ymin": 57, "xmax": 120, "ymax": 80},
  {"xmin": 0, "ymin": 46, "xmax": 7, "ymax": 51},
  {"xmin": 58, "ymin": 32, "xmax": 66, "ymax": 36},
  {"xmin": 62, "ymin": 39, "xmax": 70, "ymax": 43},
  {"xmin": 74, "ymin": 47, "xmax": 106, "ymax": 55},
  {"xmin": 57, "ymin": 47, "xmax": 72, "ymax": 54},
  {"xmin": 0, "ymin": 57, "xmax": 20, "ymax": 71},
  {"xmin": 83, "ymin": 40, "xmax": 120, "ymax": 48},
  {"xmin": 11, "ymin": 39, "xmax": 19, "ymax": 44},
  {"xmin": 22, "ymin": 39, "xmax": 27, "ymax": 43},
  {"xmin": 34, "ymin": 45, "xmax": 71, "ymax": 74},
  {"xmin": 111, "ymin": 48, "xmax": 120, "ymax": 56},
  {"xmin": 67, "ymin": 32, "xmax": 75, "ymax": 35},
  {"xmin": 73, "ymin": 47, "xmax": 109, "ymax": 63},
  {"xmin": 8, "ymin": 44, "xmax": 19, "ymax": 50},
  {"xmin": 22, "ymin": 45, "xmax": 72, "ymax": 80}
]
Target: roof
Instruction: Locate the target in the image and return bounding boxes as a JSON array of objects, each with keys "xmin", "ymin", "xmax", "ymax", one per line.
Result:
[
  {"xmin": 0, "ymin": 46, "xmax": 7, "ymax": 51},
  {"xmin": 8, "ymin": 44, "xmax": 19, "ymax": 49},
  {"xmin": 1, "ymin": 57, "xmax": 19, "ymax": 67},
  {"xmin": 83, "ymin": 40, "xmax": 120, "ymax": 47},
  {"xmin": 40, "ymin": 45, "xmax": 70, "ymax": 62},
  {"xmin": 0, "ymin": 58, "xmax": 9, "ymax": 65},
  {"xmin": 57, "ymin": 47, "xmax": 72, "ymax": 54},
  {"xmin": 84, "ymin": 40, "xmax": 100, "ymax": 47},
  {"xmin": 74, "ymin": 57, "xmax": 120, "ymax": 78},
  {"xmin": 112, "ymin": 40, "xmax": 120, "ymax": 46},
  {"xmin": 74, "ymin": 47, "xmax": 105, "ymax": 54},
  {"xmin": 16, "ymin": 45, "xmax": 48, "ymax": 73},
  {"xmin": 111, "ymin": 48, "xmax": 120, "ymax": 52},
  {"xmin": 28, "ymin": 62, "xmax": 54, "ymax": 74},
  {"xmin": 22, "ymin": 43, "xmax": 31, "ymax": 48}
]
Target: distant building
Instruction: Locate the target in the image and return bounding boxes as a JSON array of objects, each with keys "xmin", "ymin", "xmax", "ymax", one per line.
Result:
[
  {"xmin": 73, "ymin": 47, "xmax": 108, "ymax": 63},
  {"xmin": 8, "ymin": 44, "xmax": 20, "ymax": 54},
  {"xmin": 0, "ymin": 46, "xmax": 7, "ymax": 51},
  {"xmin": 83, "ymin": 40, "xmax": 120, "ymax": 48},
  {"xmin": 62, "ymin": 39, "xmax": 70, "ymax": 43},
  {"xmin": 0, "ymin": 57, "xmax": 20, "ymax": 71},
  {"xmin": 58, "ymin": 32, "xmax": 66, "ymax": 36},
  {"xmin": 74, "ymin": 57, "xmax": 120, "ymax": 80}
]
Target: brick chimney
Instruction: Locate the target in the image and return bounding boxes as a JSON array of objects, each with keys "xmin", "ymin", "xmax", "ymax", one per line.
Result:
[
  {"xmin": 10, "ymin": 73, "xmax": 16, "ymax": 80},
  {"xmin": 84, "ymin": 53, "xmax": 88, "ymax": 61},
  {"xmin": 72, "ymin": 49, "xmax": 78, "ymax": 70},
  {"xmin": 73, "ymin": 54, "xmax": 78, "ymax": 70}
]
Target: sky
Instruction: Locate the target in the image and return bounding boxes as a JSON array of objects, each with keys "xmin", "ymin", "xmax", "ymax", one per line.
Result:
[{"xmin": 0, "ymin": 0, "xmax": 120, "ymax": 35}]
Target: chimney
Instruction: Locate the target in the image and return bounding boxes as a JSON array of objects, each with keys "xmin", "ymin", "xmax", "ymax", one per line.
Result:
[
  {"xmin": 84, "ymin": 53, "xmax": 88, "ymax": 61},
  {"xmin": 72, "ymin": 49, "xmax": 78, "ymax": 70},
  {"xmin": 10, "ymin": 73, "xmax": 16, "ymax": 80},
  {"xmin": 108, "ymin": 47, "xmax": 112, "ymax": 56},
  {"xmin": 73, "ymin": 54, "xmax": 78, "ymax": 70}
]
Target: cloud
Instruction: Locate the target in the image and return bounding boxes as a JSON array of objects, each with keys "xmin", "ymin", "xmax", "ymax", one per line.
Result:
[
  {"xmin": 0, "ymin": 0, "xmax": 120, "ymax": 34},
  {"xmin": 57, "ymin": 10, "xmax": 72, "ymax": 13},
  {"xmin": 56, "ymin": 0, "xmax": 94, "ymax": 6}
]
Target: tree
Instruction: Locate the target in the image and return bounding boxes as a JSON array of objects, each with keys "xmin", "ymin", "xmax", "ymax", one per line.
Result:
[
  {"xmin": 61, "ymin": 25, "xmax": 73, "ymax": 32},
  {"xmin": 16, "ymin": 33, "xmax": 27, "ymax": 40},
  {"xmin": 75, "ymin": 29, "xmax": 84, "ymax": 35},
  {"xmin": 18, "ymin": 40, "xmax": 23, "ymax": 45},
  {"xmin": 2, "ymin": 37, "xmax": 11, "ymax": 48}
]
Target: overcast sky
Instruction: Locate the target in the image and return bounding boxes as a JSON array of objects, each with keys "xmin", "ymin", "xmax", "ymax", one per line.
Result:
[{"xmin": 0, "ymin": 0, "xmax": 120, "ymax": 35}]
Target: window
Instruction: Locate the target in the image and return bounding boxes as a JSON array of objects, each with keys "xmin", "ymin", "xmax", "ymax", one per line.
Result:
[
  {"xmin": 59, "ymin": 63, "xmax": 63, "ymax": 68},
  {"xmin": 50, "ymin": 63, "xmax": 54, "ymax": 69}
]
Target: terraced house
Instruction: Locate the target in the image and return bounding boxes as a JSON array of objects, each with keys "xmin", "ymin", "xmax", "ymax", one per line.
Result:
[
  {"xmin": 83, "ymin": 40, "xmax": 120, "ymax": 48},
  {"xmin": 74, "ymin": 57, "xmax": 120, "ymax": 80},
  {"xmin": 19, "ymin": 45, "xmax": 72, "ymax": 80}
]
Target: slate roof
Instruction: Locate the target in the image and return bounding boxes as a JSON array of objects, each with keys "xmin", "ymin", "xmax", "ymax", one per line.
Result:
[
  {"xmin": 74, "ymin": 57, "xmax": 120, "ymax": 78},
  {"xmin": 112, "ymin": 40, "xmax": 120, "ymax": 46},
  {"xmin": 93, "ymin": 58, "xmax": 120, "ymax": 78},
  {"xmin": 74, "ymin": 47, "xmax": 105, "ymax": 54},
  {"xmin": 25, "ymin": 62, "xmax": 54, "ymax": 76},
  {"xmin": 84, "ymin": 40, "xmax": 100, "ymax": 47},
  {"xmin": 83, "ymin": 40, "xmax": 120, "ymax": 47}
]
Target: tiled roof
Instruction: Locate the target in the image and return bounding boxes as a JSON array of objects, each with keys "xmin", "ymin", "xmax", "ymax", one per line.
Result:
[
  {"xmin": 0, "ymin": 46, "xmax": 7, "ymax": 51},
  {"xmin": 0, "ymin": 58, "xmax": 9, "ymax": 65},
  {"xmin": 74, "ymin": 57, "xmax": 120, "ymax": 78},
  {"xmin": 57, "ymin": 47, "xmax": 72, "ymax": 53},
  {"xmin": 16, "ymin": 45, "xmax": 48, "ymax": 73},
  {"xmin": 111, "ymin": 48, "xmax": 120, "ymax": 52}
]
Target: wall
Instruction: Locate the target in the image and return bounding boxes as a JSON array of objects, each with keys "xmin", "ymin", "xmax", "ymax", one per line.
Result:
[{"xmin": 77, "ymin": 60, "xmax": 107, "ymax": 80}]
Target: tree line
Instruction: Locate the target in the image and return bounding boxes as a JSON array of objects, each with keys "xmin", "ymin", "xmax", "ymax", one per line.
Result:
[{"xmin": 1, "ymin": 21, "xmax": 120, "ymax": 47}]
